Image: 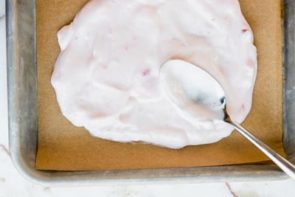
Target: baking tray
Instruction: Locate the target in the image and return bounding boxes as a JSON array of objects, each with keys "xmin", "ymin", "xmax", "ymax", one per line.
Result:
[{"xmin": 6, "ymin": 0, "xmax": 295, "ymax": 185}]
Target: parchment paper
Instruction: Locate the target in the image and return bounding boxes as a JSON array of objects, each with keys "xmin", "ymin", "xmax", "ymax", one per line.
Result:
[{"xmin": 36, "ymin": 0, "xmax": 284, "ymax": 170}]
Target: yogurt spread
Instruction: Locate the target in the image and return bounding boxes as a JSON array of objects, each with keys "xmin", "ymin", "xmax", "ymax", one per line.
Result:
[{"xmin": 51, "ymin": 0, "xmax": 257, "ymax": 148}]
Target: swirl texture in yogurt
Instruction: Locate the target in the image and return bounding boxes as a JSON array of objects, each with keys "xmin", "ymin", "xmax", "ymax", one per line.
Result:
[{"xmin": 51, "ymin": 0, "xmax": 257, "ymax": 148}]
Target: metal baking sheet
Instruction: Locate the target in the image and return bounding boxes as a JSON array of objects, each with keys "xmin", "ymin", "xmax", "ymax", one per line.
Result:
[{"xmin": 6, "ymin": 0, "xmax": 295, "ymax": 184}]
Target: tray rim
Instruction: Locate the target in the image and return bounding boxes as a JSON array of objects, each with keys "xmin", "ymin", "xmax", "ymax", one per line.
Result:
[{"xmin": 7, "ymin": 0, "xmax": 294, "ymax": 185}]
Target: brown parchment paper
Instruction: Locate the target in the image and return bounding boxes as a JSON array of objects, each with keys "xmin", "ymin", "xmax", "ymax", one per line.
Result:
[{"xmin": 36, "ymin": 0, "xmax": 284, "ymax": 170}]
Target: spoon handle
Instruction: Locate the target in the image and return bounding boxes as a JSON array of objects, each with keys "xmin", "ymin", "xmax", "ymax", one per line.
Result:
[{"xmin": 230, "ymin": 121, "xmax": 295, "ymax": 179}]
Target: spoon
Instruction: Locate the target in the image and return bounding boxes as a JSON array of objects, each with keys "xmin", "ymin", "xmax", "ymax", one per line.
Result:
[{"xmin": 161, "ymin": 59, "xmax": 295, "ymax": 179}]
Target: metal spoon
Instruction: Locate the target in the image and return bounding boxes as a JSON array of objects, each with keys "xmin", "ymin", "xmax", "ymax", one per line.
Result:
[{"xmin": 162, "ymin": 59, "xmax": 295, "ymax": 179}]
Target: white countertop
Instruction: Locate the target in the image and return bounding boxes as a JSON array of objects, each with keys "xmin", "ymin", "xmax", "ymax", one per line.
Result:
[{"xmin": 0, "ymin": 1, "xmax": 294, "ymax": 196}]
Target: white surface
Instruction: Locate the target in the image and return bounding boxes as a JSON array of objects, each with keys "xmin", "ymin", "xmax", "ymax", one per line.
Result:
[
  {"xmin": 0, "ymin": 1, "xmax": 294, "ymax": 196},
  {"xmin": 0, "ymin": 0, "xmax": 7, "ymax": 149}
]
